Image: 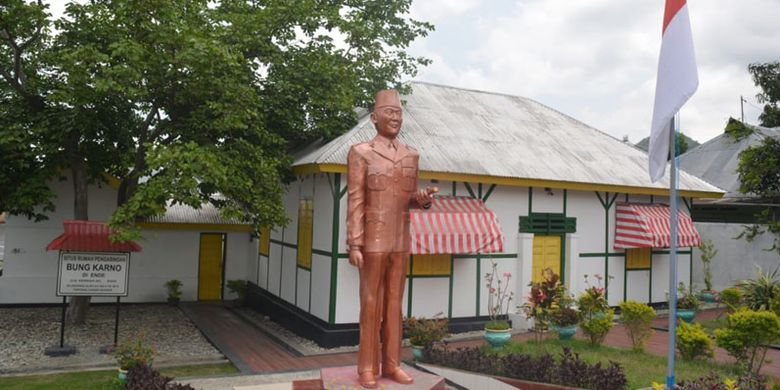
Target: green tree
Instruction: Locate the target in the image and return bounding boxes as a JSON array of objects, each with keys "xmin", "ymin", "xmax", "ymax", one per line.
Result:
[
  {"xmin": 737, "ymin": 136, "xmax": 780, "ymax": 254},
  {"xmin": 1, "ymin": 0, "xmax": 432, "ymax": 323},
  {"xmin": 748, "ymin": 61, "xmax": 780, "ymax": 128}
]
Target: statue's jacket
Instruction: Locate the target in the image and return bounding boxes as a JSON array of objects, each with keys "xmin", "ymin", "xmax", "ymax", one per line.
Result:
[{"xmin": 346, "ymin": 135, "xmax": 421, "ymax": 254}]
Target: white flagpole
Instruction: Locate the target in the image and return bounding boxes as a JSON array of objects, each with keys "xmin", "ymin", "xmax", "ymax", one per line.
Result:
[{"xmin": 666, "ymin": 115, "xmax": 679, "ymax": 388}]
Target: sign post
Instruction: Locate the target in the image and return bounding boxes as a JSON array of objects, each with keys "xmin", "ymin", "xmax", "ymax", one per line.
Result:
[{"xmin": 45, "ymin": 251, "xmax": 130, "ymax": 357}]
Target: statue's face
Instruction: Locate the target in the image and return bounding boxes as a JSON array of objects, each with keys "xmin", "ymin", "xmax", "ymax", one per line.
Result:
[{"xmin": 372, "ymin": 104, "xmax": 403, "ymax": 139}]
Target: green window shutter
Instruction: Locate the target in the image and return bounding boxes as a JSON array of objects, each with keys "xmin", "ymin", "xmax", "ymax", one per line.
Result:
[{"xmin": 519, "ymin": 213, "xmax": 576, "ymax": 234}]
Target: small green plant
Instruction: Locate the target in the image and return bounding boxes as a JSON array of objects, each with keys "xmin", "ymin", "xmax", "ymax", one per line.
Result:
[
  {"xmin": 404, "ymin": 314, "xmax": 448, "ymax": 348},
  {"xmin": 226, "ymin": 279, "xmax": 248, "ymax": 303},
  {"xmin": 618, "ymin": 300, "xmax": 656, "ymax": 352},
  {"xmin": 485, "ymin": 261, "xmax": 514, "ymax": 330},
  {"xmin": 715, "ymin": 308, "xmax": 780, "ymax": 374},
  {"xmin": 677, "ymin": 282, "xmax": 701, "ymax": 311},
  {"xmin": 579, "ymin": 309, "xmax": 615, "ymax": 345},
  {"xmin": 698, "ymin": 239, "xmax": 718, "ymax": 292},
  {"xmin": 115, "ymin": 332, "xmax": 156, "ymax": 370},
  {"xmin": 164, "ymin": 280, "xmax": 182, "ymax": 304},
  {"xmin": 676, "ymin": 322, "xmax": 713, "ymax": 360},
  {"xmin": 719, "ymin": 287, "xmax": 743, "ymax": 312},
  {"xmin": 551, "ymin": 306, "xmax": 579, "ymax": 327},
  {"xmin": 739, "ymin": 265, "xmax": 780, "ymax": 311}
]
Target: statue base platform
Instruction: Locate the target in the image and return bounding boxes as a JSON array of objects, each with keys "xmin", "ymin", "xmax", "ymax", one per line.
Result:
[{"xmin": 317, "ymin": 365, "xmax": 445, "ymax": 390}]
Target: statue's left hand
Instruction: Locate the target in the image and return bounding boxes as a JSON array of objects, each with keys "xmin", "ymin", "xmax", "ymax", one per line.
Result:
[{"xmin": 416, "ymin": 186, "xmax": 438, "ymax": 208}]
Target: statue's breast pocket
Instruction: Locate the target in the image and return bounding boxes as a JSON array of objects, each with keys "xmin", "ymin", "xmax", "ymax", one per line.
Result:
[
  {"xmin": 367, "ymin": 165, "xmax": 387, "ymax": 191},
  {"xmin": 401, "ymin": 160, "xmax": 416, "ymax": 192}
]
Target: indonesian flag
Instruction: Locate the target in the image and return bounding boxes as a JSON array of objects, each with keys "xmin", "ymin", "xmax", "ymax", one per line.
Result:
[{"xmin": 648, "ymin": 0, "xmax": 698, "ymax": 182}]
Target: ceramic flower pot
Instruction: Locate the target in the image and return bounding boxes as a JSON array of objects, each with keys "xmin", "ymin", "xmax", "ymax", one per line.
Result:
[
  {"xmin": 552, "ymin": 325, "xmax": 577, "ymax": 340},
  {"xmin": 411, "ymin": 345, "xmax": 424, "ymax": 361},
  {"xmin": 118, "ymin": 368, "xmax": 128, "ymax": 384},
  {"xmin": 698, "ymin": 291, "xmax": 717, "ymax": 303},
  {"xmin": 676, "ymin": 309, "xmax": 696, "ymax": 323},
  {"xmin": 484, "ymin": 328, "xmax": 512, "ymax": 348}
]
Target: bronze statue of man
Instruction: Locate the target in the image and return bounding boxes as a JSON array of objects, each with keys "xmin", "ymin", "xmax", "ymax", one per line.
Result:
[{"xmin": 346, "ymin": 89, "xmax": 437, "ymax": 388}]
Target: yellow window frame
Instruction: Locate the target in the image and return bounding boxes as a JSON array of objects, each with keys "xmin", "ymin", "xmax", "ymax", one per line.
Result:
[
  {"xmin": 626, "ymin": 247, "xmax": 651, "ymax": 269},
  {"xmin": 297, "ymin": 199, "xmax": 313, "ymax": 269},
  {"xmin": 408, "ymin": 254, "xmax": 452, "ymax": 276}
]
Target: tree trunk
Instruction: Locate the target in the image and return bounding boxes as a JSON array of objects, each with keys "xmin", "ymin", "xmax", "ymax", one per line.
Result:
[{"xmin": 67, "ymin": 157, "xmax": 91, "ymax": 325}]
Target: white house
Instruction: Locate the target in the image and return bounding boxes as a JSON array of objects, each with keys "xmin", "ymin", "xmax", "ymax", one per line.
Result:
[
  {"xmin": 0, "ymin": 175, "xmax": 258, "ymax": 304},
  {"xmin": 247, "ymin": 82, "xmax": 723, "ymax": 347}
]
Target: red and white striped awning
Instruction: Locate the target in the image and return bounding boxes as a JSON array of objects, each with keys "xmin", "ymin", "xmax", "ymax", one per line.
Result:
[
  {"xmin": 614, "ymin": 202, "xmax": 700, "ymax": 249},
  {"xmin": 410, "ymin": 196, "xmax": 504, "ymax": 254},
  {"xmin": 46, "ymin": 220, "xmax": 142, "ymax": 252}
]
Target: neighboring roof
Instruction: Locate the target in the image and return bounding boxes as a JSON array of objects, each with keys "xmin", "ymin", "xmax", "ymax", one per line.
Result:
[
  {"xmin": 46, "ymin": 220, "xmax": 142, "ymax": 252},
  {"xmin": 293, "ymin": 81, "xmax": 723, "ymax": 198},
  {"xmin": 635, "ymin": 133, "xmax": 700, "ymax": 152},
  {"xmin": 144, "ymin": 202, "xmax": 248, "ymax": 226},
  {"xmin": 679, "ymin": 125, "xmax": 780, "ymax": 201}
]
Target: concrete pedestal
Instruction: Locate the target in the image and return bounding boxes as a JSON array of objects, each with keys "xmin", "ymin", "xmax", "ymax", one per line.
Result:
[{"xmin": 318, "ymin": 365, "xmax": 445, "ymax": 390}]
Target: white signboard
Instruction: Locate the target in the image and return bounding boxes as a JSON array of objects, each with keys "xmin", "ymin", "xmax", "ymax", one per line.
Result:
[{"xmin": 57, "ymin": 252, "xmax": 130, "ymax": 296}]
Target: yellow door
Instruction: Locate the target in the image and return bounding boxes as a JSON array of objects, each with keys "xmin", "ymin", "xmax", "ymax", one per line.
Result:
[
  {"xmin": 198, "ymin": 234, "xmax": 224, "ymax": 300},
  {"xmin": 532, "ymin": 235, "xmax": 561, "ymax": 283}
]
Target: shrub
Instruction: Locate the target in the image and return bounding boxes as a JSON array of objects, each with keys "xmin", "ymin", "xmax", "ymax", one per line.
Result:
[
  {"xmin": 115, "ymin": 332, "xmax": 156, "ymax": 370},
  {"xmin": 676, "ymin": 322, "xmax": 713, "ymax": 360},
  {"xmin": 226, "ymin": 279, "xmax": 248, "ymax": 302},
  {"xmin": 719, "ymin": 287, "xmax": 743, "ymax": 312},
  {"xmin": 579, "ymin": 309, "xmax": 614, "ymax": 345},
  {"xmin": 522, "ymin": 268, "xmax": 567, "ymax": 339},
  {"xmin": 618, "ymin": 300, "xmax": 656, "ymax": 352},
  {"xmin": 164, "ymin": 279, "xmax": 182, "ymax": 302},
  {"xmin": 738, "ymin": 265, "xmax": 780, "ymax": 311},
  {"xmin": 551, "ymin": 306, "xmax": 579, "ymax": 327},
  {"xmin": 423, "ymin": 345, "xmax": 627, "ymax": 390},
  {"xmin": 126, "ymin": 364, "xmax": 195, "ymax": 390},
  {"xmin": 677, "ymin": 371, "xmax": 766, "ymax": 390},
  {"xmin": 677, "ymin": 282, "xmax": 701, "ymax": 311},
  {"xmin": 404, "ymin": 315, "xmax": 448, "ymax": 348},
  {"xmin": 698, "ymin": 239, "xmax": 718, "ymax": 292},
  {"xmin": 715, "ymin": 308, "xmax": 780, "ymax": 374}
]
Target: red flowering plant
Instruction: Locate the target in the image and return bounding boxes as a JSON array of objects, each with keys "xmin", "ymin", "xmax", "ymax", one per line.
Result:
[
  {"xmin": 485, "ymin": 261, "xmax": 514, "ymax": 330},
  {"xmin": 521, "ymin": 268, "xmax": 566, "ymax": 341},
  {"xmin": 578, "ymin": 274, "xmax": 611, "ymax": 314}
]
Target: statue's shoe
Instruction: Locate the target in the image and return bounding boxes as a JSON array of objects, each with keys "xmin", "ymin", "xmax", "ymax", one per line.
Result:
[
  {"xmin": 382, "ymin": 368, "xmax": 414, "ymax": 384},
  {"xmin": 358, "ymin": 372, "xmax": 378, "ymax": 389}
]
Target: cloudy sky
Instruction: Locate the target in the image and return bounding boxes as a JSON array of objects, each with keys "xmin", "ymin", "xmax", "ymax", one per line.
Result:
[
  {"xmin": 408, "ymin": 0, "xmax": 780, "ymax": 144},
  {"xmin": 47, "ymin": 0, "xmax": 779, "ymax": 144}
]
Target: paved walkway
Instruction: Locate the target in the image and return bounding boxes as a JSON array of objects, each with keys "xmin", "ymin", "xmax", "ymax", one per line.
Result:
[{"xmin": 182, "ymin": 304, "xmax": 780, "ymax": 386}]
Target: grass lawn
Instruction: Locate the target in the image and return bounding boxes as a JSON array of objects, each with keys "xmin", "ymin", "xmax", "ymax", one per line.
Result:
[
  {"xmin": 0, "ymin": 363, "xmax": 238, "ymax": 390},
  {"xmin": 496, "ymin": 338, "xmax": 743, "ymax": 389}
]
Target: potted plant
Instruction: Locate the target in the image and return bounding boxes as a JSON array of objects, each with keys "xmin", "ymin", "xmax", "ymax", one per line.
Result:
[
  {"xmin": 226, "ymin": 279, "xmax": 248, "ymax": 305},
  {"xmin": 164, "ymin": 279, "xmax": 182, "ymax": 305},
  {"xmin": 521, "ymin": 268, "xmax": 564, "ymax": 342},
  {"xmin": 550, "ymin": 306, "xmax": 579, "ymax": 340},
  {"xmin": 114, "ymin": 331, "xmax": 156, "ymax": 383},
  {"xmin": 577, "ymin": 274, "xmax": 615, "ymax": 345},
  {"xmin": 676, "ymin": 282, "xmax": 701, "ymax": 323},
  {"xmin": 403, "ymin": 314, "xmax": 448, "ymax": 360},
  {"xmin": 697, "ymin": 239, "xmax": 718, "ymax": 302},
  {"xmin": 484, "ymin": 260, "xmax": 514, "ymax": 347}
]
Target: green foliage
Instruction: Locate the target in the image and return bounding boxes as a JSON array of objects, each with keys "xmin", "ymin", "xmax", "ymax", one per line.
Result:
[
  {"xmin": 715, "ymin": 308, "xmax": 780, "ymax": 374},
  {"xmin": 485, "ymin": 320, "xmax": 511, "ymax": 331},
  {"xmin": 738, "ymin": 265, "xmax": 780, "ymax": 311},
  {"xmin": 580, "ymin": 309, "xmax": 615, "ymax": 345},
  {"xmin": 675, "ymin": 132, "xmax": 689, "ymax": 156},
  {"xmin": 226, "ymin": 279, "xmax": 248, "ymax": 302},
  {"xmin": 114, "ymin": 332, "xmax": 156, "ymax": 370},
  {"xmin": 1, "ymin": 0, "xmax": 432, "ymax": 240},
  {"xmin": 404, "ymin": 315, "xmax": 449, "ymax": 347},
  {"xmin": 736, "ymin": 134, "xmax": 780, "ymax": 254},
  {"xmin": 724, "ymin": 117, "xmax": 755, "ymax": 141},
  {"xmin": 164, "ymin": 279, "xmax": 182, "ymax": 300},
  {"xmin": 748, "ymin": 61, "xmax": 780, "ymax": 128},
  {"xmin": 551, "ymin": 306, "xmax": 579, "ymax": 327},
  {"xmin": 698, "ymin": 239, "xmax": 718, "ymax": 291},
  {"xmin": 618, "ymin": 300, "xmax": 656, "ymax": 352},
  {"xmin": 719, "ymin": 287, "xmax": 743, "ymax": 313},
  {"xmin": 677, "ymin": 282, "xmax": 701, "ymax": 311},
  {"xmin": 676, "ymin": 322, "xmax": 714, "ymax": 360},
  {"xmin": 522, "ymin": 268, "xmax": 569, "ymax": 339}
]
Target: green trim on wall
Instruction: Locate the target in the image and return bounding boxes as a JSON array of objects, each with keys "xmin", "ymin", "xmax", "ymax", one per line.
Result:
[
  {"xmin": 448, "ymin": 257, "xmax": 454, "ymax": 319},
  {"xmin": 312, "ymin": 248, "xmax": 331, "ymax": 257},
  {"xmin": 579, "ymin": 252, "xmax": 626, "ymax": 258},
  {"xmin": 519, "ymin": 213, "xmax": 576, "ymax": 234},
  {"xmin": 482, "ymin": 184, "xmax": 497, "ymax": 201},
  {"xmin": 452, "ymin": 253, "xmax": 518, "ymax": 259},
  {"xmin": 528, "ymin": 187, "xmax": 533, "ymax": 214},
  {"xmin": 328, "ymin": 173, "xmax": 344, "ymax": 324},
  {"xmin": 295, "ymin": 267, "xmax": 299, "ymax": 305},
  {"xmin": 407, "ymin": 256, "xmax": 414, "ymax": 318},
  {"xmin": 270, "ymin": 239, "xmax": 297, "ymax": 249},
  {"xmin": 452, "ymin": 181, "xmax": 456, "ymax": 196},
  {"xmin": 279, "ymin": 227, "xmax": 285, "ymax": 297},
  {"xmin": 649, "ymin": 257, "xmax": 653, "ymax": 303},
  {"xmin": 563, "ymin": 189, "xmax": 568, "ymax": 216},
  {"xmin": 651, "ymin": 250, "xmax": 692, "ymax": 255},
  {"xmin": 475, "ymin": 255, "xmax": 481, "ymax": 317},
  {"xmin": 596, "ymin": 192, "xmax": 620, "ymax": 300},
  {"xmin": 464, "ymin": 182, "xmax": 477, "ymax": 199}
]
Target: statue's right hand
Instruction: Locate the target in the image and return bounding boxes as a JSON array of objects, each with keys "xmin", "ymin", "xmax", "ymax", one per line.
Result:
[{"xmin": 349, "ymin": 249, "xmax": 364, "ymax": 269}]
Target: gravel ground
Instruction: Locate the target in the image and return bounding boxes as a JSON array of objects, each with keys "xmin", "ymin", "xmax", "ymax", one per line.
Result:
[{"xmin": 0, "ymin": 304, "xmax": 223, "ymax": 374}]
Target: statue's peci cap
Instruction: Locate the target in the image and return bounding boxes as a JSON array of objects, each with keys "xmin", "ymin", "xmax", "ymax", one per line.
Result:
[{"xmin": 374, "ymin": 89, "xmax": 401, "ymax": 109}]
